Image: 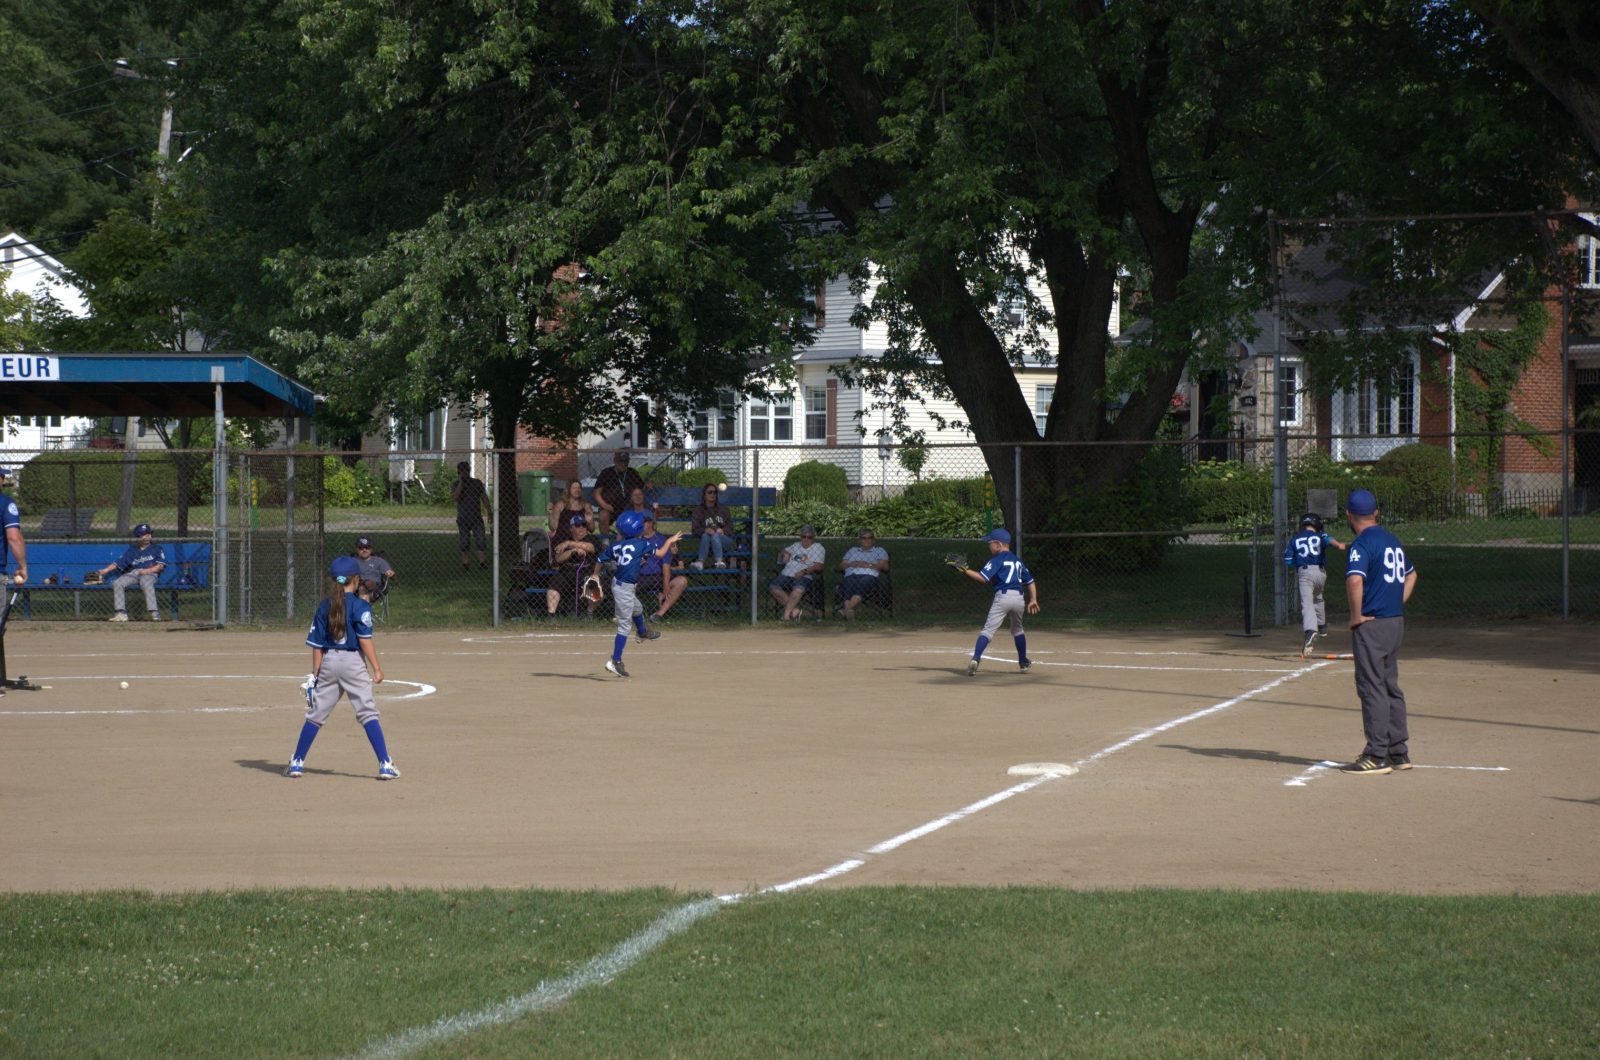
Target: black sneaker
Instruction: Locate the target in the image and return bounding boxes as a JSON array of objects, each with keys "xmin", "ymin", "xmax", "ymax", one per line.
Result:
[
  {"xmin": 1387, "ymin": 752, "xmax": 1412, "ymax": 771},
  {"xmin": 604, "ymin": 659, "xmax": 630, "ymax": 678},
  {"xmin": 1018, "ymin": 659, "xmax": 1032, "ymax": 672},
  {"xmin": 1339, "ymin": 754, "xmax": 1392, "ymax": 776},
  {"xmin": 636, "ymin": 627, "xmax": 661, "ymax": 642}
]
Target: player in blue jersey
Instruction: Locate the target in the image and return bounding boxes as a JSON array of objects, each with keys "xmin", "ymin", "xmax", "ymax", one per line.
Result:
[
  {"xmin": 94, "ymin": 522, "xmax": 167, "ymax": 622},
  {"xmin": 1283, "ymin": 512, "xmax": 1346, "ymax": 656},
  {"xmin": 958, "ymin": 528, "xmax": 1039, "ymax": 676},
  {"xmin": 1338, "ymin": 489, "xmax": 1418, "ymax": 776},
  {"xmin": 283, "ymin": 555, "xmax": 398, "ymax": 780},
  {"xmin": 0, "ymin": 469, "xmax": 29, "ymax": 699},
  {"xmin": 599, "ymin": 510, "xmax": 684, "ymax": 678}
]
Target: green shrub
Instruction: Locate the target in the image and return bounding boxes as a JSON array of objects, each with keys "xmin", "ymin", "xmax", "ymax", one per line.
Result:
[
  {"xmin": 676, "ymin": 467, "xmax": 728, "ymax": 491},
  {"xmin": 901, "ymin": 475, "xmax": 989, "ymax": 509},
  {"xmin": 1372, "ymin": 443, "xmax": 1457, "ymax": 517},
  {"xmin": 14, "ymin": 450, "xmax": 208, "ymax": 509},
  {"xmin": 321, "ymin": 456, "xmax": 386, "ymax": 507},
  {"xmin": 760, "ymin": 496, "xmax": 988, "ymax": 539},
  {"xmin": 783, "ymin": 460, "xmax": 850, "ymax": 505},
  {"xmin": 1181, "ymin": 460, "xmax": 1271, "ymax": 527}
]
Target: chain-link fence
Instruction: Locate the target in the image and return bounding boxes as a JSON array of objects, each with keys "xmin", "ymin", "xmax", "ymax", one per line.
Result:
[{"xmin": 3, "ymin": 433, "xmax": 1593, "ymax": 629}]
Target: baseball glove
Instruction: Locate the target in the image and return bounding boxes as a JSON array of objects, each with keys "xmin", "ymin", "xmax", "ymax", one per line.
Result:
[
  {"xmin": 582, "ymin": 572, "xmax": 606, "ymax": 604},
  {"xmin": 943, "ymin": 552, "xmax": 969, "ymax": 572},
  {"xmin": 81, "ymin": 570, "xmax": 104, "ymax": 585},
  {"xmin": 300, "ymin": 673, "xmax": 317, "ymax": 711}
]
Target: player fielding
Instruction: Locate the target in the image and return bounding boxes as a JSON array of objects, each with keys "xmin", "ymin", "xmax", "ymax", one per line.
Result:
[{"xmin": 952, "ymin": 528, "xmax": 1039, "ymax": 675}]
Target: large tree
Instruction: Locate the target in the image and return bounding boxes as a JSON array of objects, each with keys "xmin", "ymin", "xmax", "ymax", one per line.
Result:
[{"xmin": 1469, "ymin": 0, "xmax": 1600, "ymax": 164}]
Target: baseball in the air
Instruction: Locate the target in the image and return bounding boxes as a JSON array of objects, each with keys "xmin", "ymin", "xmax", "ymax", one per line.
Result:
[
  {"xmin": 717, "ymin": 482, "xmax": 727, "ymax": 491},
  {"xmin": 119, "ymin": 681, "xmax": 129, "ymax": 690}
]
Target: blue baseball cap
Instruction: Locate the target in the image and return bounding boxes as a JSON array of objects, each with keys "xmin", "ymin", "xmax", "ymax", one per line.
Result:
[
  {"xmin": 330, "ymin": 555, "xmax": 361, "ymax": 580},
  {"xmin": 133, "ymin": 523, "xmax": 152, "ymax": 537},
  {"xmin": 0, "ymin": 468, "xmax": 10, "ymax": 478},
  {"xmin": 981, "ymin": 528, "xmax": 1011, "ymax": 545},
  {"xmin": 1345, "ymin": 489, "xmax": 1378, "ymax": 516}
]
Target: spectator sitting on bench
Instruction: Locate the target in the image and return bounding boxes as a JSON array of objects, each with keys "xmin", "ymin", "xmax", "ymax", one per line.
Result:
[
  {"xmin": 836, "ymin": 529, "xmax": 890, "ymax": 619},
  {"xmin": 352, "ymin": 536, "xmax": 395, "ymax": 602},
  {"xmin": 95, "ymin": 522, "xmax": 166, "ymax": 622},
  {"xmin": 690, "ymin": 482, "xmax": 733, "ymax": 569},
  {"xmin": 638, "ymin": 515, "xmax": 689, "ymax": 620},
  {"xmin": 545, "ymin": 513, "xmax": 599, "ymax": 616},
  {"xmin": 548, "ymin": 479, "xmax": 591, "ymax": 533},
  {"xmin": 769, "ymin": 525, "xmax": 825, "ymax": 621}
]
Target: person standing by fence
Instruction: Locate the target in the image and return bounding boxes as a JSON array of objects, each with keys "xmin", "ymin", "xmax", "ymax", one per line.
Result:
[
  {"xmin": 451, "ymin": 461, "xmax": 492, "ymax": 571},
  {"xmin": 0, "ymin": 468, "xmax": 27, "ymax": 698}
]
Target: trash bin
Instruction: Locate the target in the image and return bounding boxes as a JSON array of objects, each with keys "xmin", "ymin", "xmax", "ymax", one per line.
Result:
[{"xmin": 517, "ymin": 470, "xmax": 551, "ymax": 520}]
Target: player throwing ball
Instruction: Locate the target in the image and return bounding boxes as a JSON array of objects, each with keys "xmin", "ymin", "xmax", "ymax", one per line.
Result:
[
  {"xmin": 283, "ymin": 555, "xmax": 398, "ymax": 780},
  {"xmin": 600, "ymin": 510, "xmax": 683, "ymax": 678},
  {"xmin": 955, "ymin": 528, "xmax": 1039, "ymax": 676}
]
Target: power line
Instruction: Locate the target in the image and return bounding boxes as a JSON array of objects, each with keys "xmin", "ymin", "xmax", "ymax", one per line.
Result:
[
  {"xmin": 0, "ymin": 148, "xmax": 139, "ymax": 190},
  {"xmin": 11, "ymin": 61, "xmax": 107, "ymax": 94},
  {"xmin": 0, "ymin": 76, "xmax": 120, "ymax": 119},
  {"xmin": 0, "ymin": 100, "xmax": 123, "ymax": 134}
]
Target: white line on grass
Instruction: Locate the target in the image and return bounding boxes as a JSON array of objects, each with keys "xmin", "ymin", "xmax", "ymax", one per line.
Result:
[{"xmin": 354, "ymin": 656, "xmax": 1335, "ymax": 1059}]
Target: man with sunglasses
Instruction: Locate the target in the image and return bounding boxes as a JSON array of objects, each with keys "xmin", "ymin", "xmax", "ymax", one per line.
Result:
[
  {"xmin": 769, "ymin": 525, "xmax": 825, "ymax": 621},
  {"xmin": 836, "ymin": 529, "xmax": 890, "ymax": 619}
]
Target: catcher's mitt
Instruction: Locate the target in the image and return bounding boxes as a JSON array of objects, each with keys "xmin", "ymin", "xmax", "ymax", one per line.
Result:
[
  {"xmin": 582, "ymin": 572, "xmax": 606, "ymax": 603},
  {"xmin": 943, "ymin": 552, "xmax": 969, "ymax": 572},
  {"xmin": 81, "ymin": 570, "xmax": 105, "ymax": 585}
]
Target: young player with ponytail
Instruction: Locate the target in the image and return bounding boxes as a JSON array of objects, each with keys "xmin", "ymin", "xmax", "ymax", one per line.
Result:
[{"xmin": 283, "ymin": 555, "xmax": 398, "ymax": 780}]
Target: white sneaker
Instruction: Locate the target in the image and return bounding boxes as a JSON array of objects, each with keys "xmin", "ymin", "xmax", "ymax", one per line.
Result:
[
  {"xmin": 714, "ymin": 560, "xmax": 727, "ymax": 569},
  {"xmin": 108, "ymin": 612, "xmax": 129, "ymax": 623},
  {"xmin": 377, "ymin": 761, "xmax": 400, "ymax": 780},
  {"xmin": 691, "ymin": 560, "xmax": 704, "ymax": 570},
  {"xmin": 148, "ymin": 612, "xmax": 161, "ymax": 622},
  {"xmin": 284, "ymin": 758, "xmax": 304, "ymax": 778},
  {"xmin": 965, "ymin": 659, "xmax": 979, "ymax": 677}
]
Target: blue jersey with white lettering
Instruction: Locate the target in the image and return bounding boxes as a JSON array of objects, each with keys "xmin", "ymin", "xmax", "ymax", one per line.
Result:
[
  {"xmin": 600, "ymin": 536, "xmax": 652, "ymax": 586},
  {"xmin": 1283, "ymin": 530, "xmax": 1333, "ymax": 569},
  {"xmin": 114, "ymin": 542, "xmax": 166, "ymax": 573},
  {"xmin": 979, "ymin": 549, "xmax": 1034, "ymax": 594},
  {"xmin": 1346, "ymin": 525, "xmax": 1414, "ymax": 618},
  {"xmin": 305, "ymin": 594, "xmax": 374, "ymax": 651},
  {"xmin": 0, "ymin": 492, "xmax": 17, "ymax": 575}
]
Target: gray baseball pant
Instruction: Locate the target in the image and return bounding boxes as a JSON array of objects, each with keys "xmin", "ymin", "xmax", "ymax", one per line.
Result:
[
  {"xmin": 1296, "ymin": 566, "xmax": 1327, "ymax": 632},
  {"xmin": 1352, "ymin": 616, "xmax": 1407, "ymax": 758},
  {"xmin": 113, "ymin": 570, "xmax": 159, "ymax": 614},
  {"xmin": 613, "ymin": 581, "xmax": 641, "ymax": 637},
  {"xmin": 979, "ymin": 591, "xmax": 1027, "ymax": 640},
  {"xmin": 306, "ymin": 649, "xmax": 379, "ymax": 725}
]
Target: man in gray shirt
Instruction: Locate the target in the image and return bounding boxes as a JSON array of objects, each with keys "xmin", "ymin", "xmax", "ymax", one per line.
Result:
[{"xmin": 768, "ymin": 525, "xmax": 825, "ymax": 621}]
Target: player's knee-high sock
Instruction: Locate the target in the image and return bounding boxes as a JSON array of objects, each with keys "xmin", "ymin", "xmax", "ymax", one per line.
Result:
[
  {"xmin": 1014, "ymin": 633, "xmax": 1028, "ymax": 664},
  {"xmin": 973, "ymin": 634, "xmax": 990, "ymax": 661},
  {"xmin": 633, "ymin": 612, "xmax": 648, "ymax": 636},
  {"xmin": 292, "ymin": 720, "xmax": 321, "ymax": 761},
  {"xmin": 362, "ymin": 718, "xmax": 391, "ymax": 764},
  {"xmin": 613, "ymin": 633, "xmax": 628, "ymax": 661}
]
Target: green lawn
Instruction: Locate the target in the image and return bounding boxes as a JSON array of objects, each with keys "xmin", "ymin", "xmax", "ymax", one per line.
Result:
[{"xmin": 1, "ymin": 888, "xmax": 1594, "ymax": 1058}]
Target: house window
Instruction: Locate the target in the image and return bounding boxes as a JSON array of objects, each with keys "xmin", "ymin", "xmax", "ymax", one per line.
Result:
[
  {"xmin": 396, "ymin": 409, "xmax": 444, "ymax": 451},
  {"xmin": 1331, "ymin": 356, "xmax": 1419, "ymax": 461},
  {"xmin": 802, "ymin": 284, "xmax": 826, "ymax": 330},
  {"xmin": 692, "ymin": 391, "xmax": 738, "ymax": 445},
  {"xmin": 1034, "ymin": 385, "xmax": 1055, "ymax": 435},
  {"xmin": 748, "ymin": 395, "xmax": 794, "ymax": 442},
  {"xmin": 1277, "ymin": 362, "xmax": 1302, "ymax": 427},
  {"xmin": 804, "ymin": 385, "xmax": 828, "ymax": 440},
  {"xmin": 1580, "ymin": 234, "xmax": 1600, "ymax": 289}
]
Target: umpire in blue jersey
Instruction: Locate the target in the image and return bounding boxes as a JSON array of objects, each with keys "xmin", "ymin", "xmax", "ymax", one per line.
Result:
[{"xmin": 1339, "ymin": 489, "xmax": 1418, "ymax": 776}]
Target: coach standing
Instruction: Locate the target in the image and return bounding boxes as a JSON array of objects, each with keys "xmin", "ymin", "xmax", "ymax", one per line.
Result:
[
  {"xmin": 1339, "ymin": 488, "xmax": 1417, "ymax": 776},
  {"xmin": 450, "ymin": 461, "xmax": 492, "ymax": 571}
]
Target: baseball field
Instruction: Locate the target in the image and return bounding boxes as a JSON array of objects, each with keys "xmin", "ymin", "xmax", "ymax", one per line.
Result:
[{"xmin": 2, "ymin": 621, "xmax": 1597, "ymax": 1056}]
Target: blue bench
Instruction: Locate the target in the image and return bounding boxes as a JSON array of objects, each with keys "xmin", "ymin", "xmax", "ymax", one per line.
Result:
[{"xmin": 15, "ymin": 542, "xmax": 212, "ymax": 620}]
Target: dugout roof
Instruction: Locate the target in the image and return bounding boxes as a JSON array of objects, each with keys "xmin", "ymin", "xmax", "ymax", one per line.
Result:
[{"xmin": 0, "ymin": 351, "xmax": 316, "ymax": 419}]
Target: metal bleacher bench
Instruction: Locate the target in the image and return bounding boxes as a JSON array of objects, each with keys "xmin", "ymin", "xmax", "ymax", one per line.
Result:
[
  {"xmin": 37, "ymin": 508, "xmax": 97, "ymax": 537},
  {"xmin": 649, "ymin": 485, "xmax": 776, "ymax": 614},
  {"xmin": 15, "ymin": 541, "xmax": 212, "ymax": 620}
]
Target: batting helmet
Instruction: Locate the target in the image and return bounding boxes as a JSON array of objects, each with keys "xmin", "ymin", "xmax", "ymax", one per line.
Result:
[
  {"xmin": 616, "ymin": 510, "xmax": 645, "ymax": 539},
  {"xmin": 1299, "ymin": 513, "xmax": 1323, "ymax": 532}
]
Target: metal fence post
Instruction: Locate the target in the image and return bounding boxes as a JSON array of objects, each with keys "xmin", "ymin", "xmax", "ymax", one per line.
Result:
[
  {"xmin": 285, "ymin": 451, "xmax": 295, "ymax": 620},
  {"xmin": 213, "ymin": 377, "xmax": 227, "ymax": 628},
  {"xmin": 491, "ymin": 447, "xmax": 501, "ymax": 627},
  {"xmin": 750, "ymin": 447, "xmax": 761, "ymax": 626},
  {"xmin": 1561, "ymin": 284, "xmax": 1572, "ymax": 619}
]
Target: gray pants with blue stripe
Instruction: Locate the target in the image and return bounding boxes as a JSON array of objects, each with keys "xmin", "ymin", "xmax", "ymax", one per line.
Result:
[{"xmin": 980, "ymin": 591, "xmax": 1027, "ymax": 640}]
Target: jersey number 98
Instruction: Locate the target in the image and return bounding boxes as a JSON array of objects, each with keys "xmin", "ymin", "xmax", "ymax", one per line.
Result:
[{"xmin": 1382, "ymin": 546, "xmax": 1407, "ymax": 584}]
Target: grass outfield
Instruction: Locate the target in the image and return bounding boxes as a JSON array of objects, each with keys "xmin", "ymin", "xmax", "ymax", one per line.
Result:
[{"xmin": 2, "ymin": 889, "xmax": 1596, "ymax": 1057}]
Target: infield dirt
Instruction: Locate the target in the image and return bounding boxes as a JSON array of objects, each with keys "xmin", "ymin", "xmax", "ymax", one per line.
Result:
[{"xmin": 1, "ymin": 623, "xmax": 1595, "ymax": 895}]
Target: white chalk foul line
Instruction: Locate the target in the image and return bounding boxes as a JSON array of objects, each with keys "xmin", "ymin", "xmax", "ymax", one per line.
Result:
[
  {"xmin": 1285, "ymin": 761, "xmax": 1510, "ymax": 787},
  {"xmin": 355, "ymin": 657, "xmax": 1334, "ymax": 1058}
]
